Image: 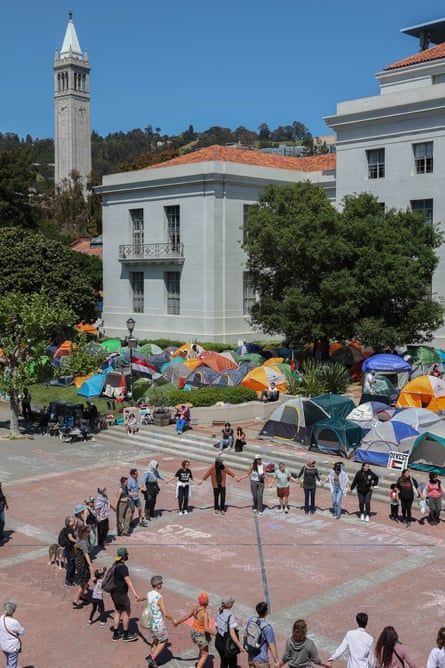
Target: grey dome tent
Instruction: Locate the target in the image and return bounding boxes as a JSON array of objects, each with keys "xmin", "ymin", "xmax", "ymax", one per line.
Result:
[{"xmin": 259, "ymin": 397, "xmax": 329, "ymax": 445}]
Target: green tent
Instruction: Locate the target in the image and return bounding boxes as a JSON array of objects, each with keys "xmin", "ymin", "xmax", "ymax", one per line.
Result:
[
  {"xmin": 100, "ymin": 338, "xmax": 122, "ymax": 353},
  {"xmin": 310, "ymin": 418, "xmax": 363, "ymax": 458}
]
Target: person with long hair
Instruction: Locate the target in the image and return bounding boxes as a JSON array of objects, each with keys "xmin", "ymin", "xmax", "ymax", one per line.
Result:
[
  {"xmin": 215, "ymin": 595, "xmax": 245, "ymax": 668},
  {"xmin": 296, "ymin": 460, "xmax": 321, "ymax": 514},
  {"xmin": 0, "ymin": 482, "xmax": 9, "ymax": 544},
  {"xmin": 166, "ymin": 460, "xmax": 195, "ymax": 515},
  {"xmin": 241, "ymin": 456, "xmax": 271, "ymax": 515},
  {"xmin": 175, "ymin": 592, "xmax": 216, "ymax": 668},
  {"xmin": 199, "ymin": 457, "xmax": 240, "ymax": 515},
  {"xmin": 427, "ymin": 627, "xmax": 445, "ymax": 668},
  {"xmin": 277, "ymin": 619, "xmax": 330, "ymax": 668},
  {"xmin": 350, "ymin": 463, "xmax": 379, "ymax": 522},
  {"xmin": 374, "ymin": 626, "xmax": 417, "ymax": 668},
  {"xmin": 323, "ymin": 462, "xmax": 350, "ymax": 520},
  {"xmin": 423, "ymin": 472, "xmax": 444, "ymax": 525},
  {"xmin": 396, "ymin": 469, "xmax": 420, "ymax": 527}
]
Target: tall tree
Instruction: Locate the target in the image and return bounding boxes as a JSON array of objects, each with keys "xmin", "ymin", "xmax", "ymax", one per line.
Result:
[
  {"xmin": 243, "ymin": 185, "xmax": 443, "ymax": 354},
  {"xmin": 0, "ymin": 293, "xmax": 74, "ymax": 437},
  {"xmin": 0, "ymin": 148, "xmax": 38, "ymax": 229},
  {"xmin": 0, "ymin": 228, "xmax": 99, "ymax": 322}
]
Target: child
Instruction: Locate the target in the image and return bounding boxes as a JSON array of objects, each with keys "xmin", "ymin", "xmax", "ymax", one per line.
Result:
[
  {"xmin": 389, "ymin": 484, "xmax": 399, "ymax": 521},
  {"xmin": 88, "ymin": 567, "xmax": 107, "ymax": 627}
]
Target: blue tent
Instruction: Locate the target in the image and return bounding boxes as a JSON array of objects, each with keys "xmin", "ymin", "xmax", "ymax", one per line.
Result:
[
  {"xmin": 354, "ymin": 420, "xmax": 418, "ymax": 466},
  {"xmin": 77, "ymin": 373, "xmax": 106, "ymax": 398},
  {"xmin": 362, "ymin": 354, "xmax": 411, "ymax": 373}
]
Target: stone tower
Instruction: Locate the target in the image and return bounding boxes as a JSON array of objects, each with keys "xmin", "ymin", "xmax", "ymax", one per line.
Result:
[{"xmin": 54, "ymin": 12, "xmax": 91, "ymax": 192}]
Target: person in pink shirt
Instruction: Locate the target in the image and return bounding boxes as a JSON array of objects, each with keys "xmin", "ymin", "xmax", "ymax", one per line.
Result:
[
  {"xmin": 374, "ymin": 626, "xmax": 417, "ymax": 668},
  {"xmin": 423, "ymin": 472, "xmax": 444, "ymax": 525}
]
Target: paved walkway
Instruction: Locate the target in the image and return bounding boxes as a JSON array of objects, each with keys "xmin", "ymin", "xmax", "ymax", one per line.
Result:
[{"xmin": 0, "ymin": 402, "xmax": 443, "ymax": 668}]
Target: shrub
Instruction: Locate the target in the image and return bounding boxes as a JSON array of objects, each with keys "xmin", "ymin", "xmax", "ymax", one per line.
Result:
[
  {"xmin": 296, "ymin": 359, "xmax": 349, "ymax": 396},
  {"xmin": 142, "ymin": 385, "xmax": 257, "ymax": 407}
]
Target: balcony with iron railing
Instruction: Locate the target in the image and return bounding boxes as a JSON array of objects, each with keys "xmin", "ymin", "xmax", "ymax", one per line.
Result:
[{"xmin": 118, "ymin": 242, "xmax": 184, "ymax": 263}]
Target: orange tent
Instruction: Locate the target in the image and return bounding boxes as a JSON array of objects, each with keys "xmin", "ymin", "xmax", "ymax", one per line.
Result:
[
  {"xmin": 397, "ymin": 375, "xmax": 445, "ymax": 412},
  {"xmin": 53, "ymin": 340, "xmax": 76, "ymax": 358},
  {"xmin": 75, "ymin": 322, "xmax": 98, "ymax": 336},
  {"xmin": 198, "ymin": 351, "xmax": 238, "ymax": 373}
]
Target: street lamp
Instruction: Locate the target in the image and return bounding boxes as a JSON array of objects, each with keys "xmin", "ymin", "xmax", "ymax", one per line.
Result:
[{"xmin": 126, "ymin": 318, "xmax": 137, "ymax": 400}]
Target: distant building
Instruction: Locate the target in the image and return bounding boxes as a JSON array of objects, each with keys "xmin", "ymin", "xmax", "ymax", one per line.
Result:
[
  {"xmin": 54, "ymin": 12, "xmax": 91, "ymax": 192},
  {"xmin": 325, "ymin": 18, "xmax": 445, "ymax": 347},
  {"xmin": 98, "ymin": 145, "xmax": 335, "ymax": 343},
  {"xmin": 70, "ymin": 235, "xmax": 102, "ymax": 259}
]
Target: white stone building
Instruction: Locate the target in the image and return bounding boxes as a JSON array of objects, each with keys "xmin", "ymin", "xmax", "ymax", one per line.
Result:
[
  {"xmin": 325, "ymin": 19, "xmax": 445, "ymax": 346},
  {"xmin": 54, "ymin": 13, "xmax": 91, "ymax": 191},
  {"xmin": 98, "ymin": 146, "xmax": 335, "ymax": 342}
]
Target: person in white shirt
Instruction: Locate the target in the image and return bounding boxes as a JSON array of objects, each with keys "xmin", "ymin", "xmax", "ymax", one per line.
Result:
[
  {"xmin": 0, "ymin": 600, "xmax": 24, "ymax": 668},
  {"xmin": 328, "ymin": 612, "xmax": 375, "ymax": 668},
  {"xmin": 363, "ymin": 371, "xmax": 376, "ymax": 395}
]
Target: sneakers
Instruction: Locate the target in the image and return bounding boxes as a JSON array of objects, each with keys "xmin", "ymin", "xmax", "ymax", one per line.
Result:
[
  {"xmin": 87, "ymin": 620, "xmax": 92, "ymax": 625},
  {"xmin": 178, "ymin": 511, "xmax": 183, "ymax": 516},
  {"xmin": 183, "ymin": 510, "xmax": 188, "ymax": 515},
  {"xmin": 100, "ymin": 622, "xmax": 106, "ymax": 627},
  {"xmin": 122, "ymin": 632, "xmax": 138, "ymax": 642},
  {"xmin": 360, "ymin": 513, "xmax": 365, "ymax": 521},
  {"xmin": 147, "ymin": 658, "xmax": 159, "ymax": 668},
  {"xmin": 284, "ymin": 507, "xmax": 289, "ymax": 513},
  {"xmin": 365, "ymin": 515, "xmax": 370, "ymax": 522},
  {"xmin": 112, "ymin": 632, "xmax": 122, "ymax": 642}
]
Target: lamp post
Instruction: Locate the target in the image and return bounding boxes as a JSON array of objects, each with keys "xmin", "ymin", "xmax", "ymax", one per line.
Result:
[{"xmin": 126, "ymin": 317, "xmax": 136, "ymax": 400}]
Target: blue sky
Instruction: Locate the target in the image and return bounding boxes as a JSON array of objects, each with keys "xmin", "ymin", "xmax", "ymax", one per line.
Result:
[{"xmin": 2, "ymin": 0, "xmax": 445, "ymax": 140}]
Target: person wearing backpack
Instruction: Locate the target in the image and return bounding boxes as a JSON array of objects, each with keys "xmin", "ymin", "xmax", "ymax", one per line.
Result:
[
  {"xmin": 244, "ymin": 601, "xmax": 279, "ymax": 668},
  {"xmin": 277, "ymin": 619, "xmax": 330, "ymax": 668}
]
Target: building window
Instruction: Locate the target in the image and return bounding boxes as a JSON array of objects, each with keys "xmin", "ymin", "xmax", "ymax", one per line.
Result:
[
  {"xmin": 367, "ymin": 149, "xmax": 385, "ymax": 179},
  {"xmin": 411, "ymin": 199, "xmax": 433, "ymax": 226},
  {"xmin": 413, "ymin": 142, "xmax": 433, "ymax": 174},
  {"xmin": 130, "ymin": 271, "xmax": 144, "ymax": 313},
  {"xmin": 165, "ymin": 205, "xmax": 180, "ymax": 251},
  {"xmin": 130, "ymin": 209, "xmax": 144, "ymax": 252},
  {"xmin": 165, "ymin": 271, "xmax": 180, "ymax": 314},
  {"xmin": 243, "ymin": 272, "xmax": 256, "ymax": 316},
  {"xmin": 243, "ymin": 204, "xmax": 252, "ymax": 243}
]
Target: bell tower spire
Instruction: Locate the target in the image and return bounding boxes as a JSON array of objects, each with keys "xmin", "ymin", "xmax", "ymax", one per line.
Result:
[{"xmin": 54, "ymin": 12, "xmax": 91, "ymax": 193}]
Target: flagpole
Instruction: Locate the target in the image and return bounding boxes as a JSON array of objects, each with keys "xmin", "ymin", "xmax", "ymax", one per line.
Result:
[{"xmin": 126, "ymin": 317, "xmax": 136, "ymax": 400}]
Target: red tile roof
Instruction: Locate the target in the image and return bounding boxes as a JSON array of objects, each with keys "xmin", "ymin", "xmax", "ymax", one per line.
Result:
[
  {"xmin": 143, "ymin": 144, "xmax": 336, "ymax": 173},
  {"xmin": 70, "ymin": 237, "xmax": 103, "ymax": 259},
  {"xmin": 384, "ymin": 42, "xmax": 445, "ymax": 70}
]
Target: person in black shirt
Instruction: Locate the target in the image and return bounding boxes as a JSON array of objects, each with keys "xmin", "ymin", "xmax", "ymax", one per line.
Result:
[
  {"xmin": 111, "ymin": 547, "xmax": 142, "ymax": 642},
  {"xmin": 350, "ymin": 463, "xmax": 379, "ymax": 522},
  {"xmin": 166, "ymin": 460, "xmax": 195, "ymax": 515}
]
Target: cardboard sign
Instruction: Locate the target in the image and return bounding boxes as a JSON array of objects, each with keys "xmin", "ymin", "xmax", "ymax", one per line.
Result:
[{"xmin": 388, "ymin": 452, "xmax": 409, "ymax": 471}]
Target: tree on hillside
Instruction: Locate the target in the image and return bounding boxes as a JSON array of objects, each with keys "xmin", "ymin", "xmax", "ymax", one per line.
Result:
[
  {"xmin": 41, "ymin": 170, "xmax": 102, "ymax": 237},
  {"xmin": 243, "ymin": 185, "xmax": 443, "ymax": 355},
  {"xmin": 0, "ymin": 228, "xmax": 99, "ymax": 322},
  {"xmin": 0, "ymin": 293, "xmax": 74, "ymax": 437},
  {"xmin": 0, "ymin": 148, "xmax": 38, "ymax": 229}
]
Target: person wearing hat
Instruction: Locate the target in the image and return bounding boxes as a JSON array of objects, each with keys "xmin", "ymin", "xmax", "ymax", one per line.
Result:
[
  {"xmin": 174, "ymin": 592, "xmax": 216, "ymax": 668},
  {"xmin": 215, "ymin": 595, "xmax": 245, "ymax": 668},
  {"xmin": 241, "ymin": 455, "xmax": 271, "ymax": 515},
  {"xmin": 110, "ymin": 547, "xmax": 141, "ymax": 643},
  {"xmin": 198, "ymin": 457, "xmax": 240, "ymax": 515}
]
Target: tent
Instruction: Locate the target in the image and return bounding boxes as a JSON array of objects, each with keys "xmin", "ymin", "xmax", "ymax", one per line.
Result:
[
  {"xmin": 312, "ymin": 394, "xmax": 355, "ymax": 419},
  {"xmin": 310, "ymin": 418, "xmax": 363, "ymax": 458},
  {"xmin": 185, "ymin": 365, "xmax": 218, "ymax": 388},
  {"xmin": 346, "ymin": 401, "xmax": 394, "ymax": 427},
  {"xmin": 132, "ymin": 377, "xmax": 152, "ymax": 401},
  {"xmin": 77, "ymin": 372, "xmax": 106, "ymax": 398},
  {"xmin": 408, "ymin": 421, "xmax": 445, "ymax": 473},
  {"xmin": 362, "ymin": 354, "xmax": 411, "ymax": 389},
  {"xmin": 53, "ymin": 340, "xmax": 75, "ymax": 358},
  {"xmin": 163, "ymin": 362, "xmax": 190, "ymax": 387},
  {"xmin": 100, "ymin": 339, "xmax": 123, "ymax": 353},
  {"xmin": 211, "ymin": 366, "xmax": 252, "ymax": 387},
  {"xmin": 392, "ymin": 406, "xmax": 442, "ymax": 429},
  {"xmin": 242, "ymin": 366, "xmax": 287, "ymax": 393},
  {"xmin": 198, "ymin": 351, "xmax": 238, "ymax": 373},
  {"xmin": 359, "ymin": 374, "xmax": 400, "ymax": 406},
  {"xmin": 103, "ymin": 369, "xmax": 130, "ymax": 398},
  {"xmin": 238, "ymin": 353, "xmax": 264, "ymax": 367},
  {"xmin": 258, "ymin": 397, "xmax": 329, "ymax": 445},
  {"xmin": 396, "ymin": 375, "xmax": 445, "ymax": 411},
  {"xmin": 330, "ymin": 345, "xmax": 363, "ymax": 367},
  {"xmin": 354, "ymin": 421, "xmax": 418, "ymax": 467},
  {"xmin": 140, "ymin": 342, "xmax": 163, "ymax": 356}
]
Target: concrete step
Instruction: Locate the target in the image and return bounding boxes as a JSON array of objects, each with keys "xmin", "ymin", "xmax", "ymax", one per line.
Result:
[{"xmin": 96, "ymin": 423, "xmax": 414, "ymax": 506}]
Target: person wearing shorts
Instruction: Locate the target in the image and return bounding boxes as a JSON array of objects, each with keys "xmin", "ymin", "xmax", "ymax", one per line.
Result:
[
  {"xmin": 110, "ymin": 547, "xmax": 142, "ymax": 643},
  {"xmin": 146, "ymin": 575, "xmax": 176, "ymax": 668},
  {"xmin": 127, "ymin": 468, "xmax": 147, "ymax": 527},
  {"xmin": 270, "ymin": 463, "xmax": 297, "ymax": 513}
]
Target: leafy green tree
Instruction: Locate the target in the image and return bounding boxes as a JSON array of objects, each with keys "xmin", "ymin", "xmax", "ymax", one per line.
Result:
[
  {"xmin": 243, "ymin": 185, "xmax": 443, "ymax": 355},
  {"xmin": 55, "ymin": 332, "xmax": 107, "ymax": 377},
  {"xmin": 0, "ymin": 228, "xmax": 99, "ymax": 321},
  {"xmin": 0, "ymin": 293, "xmax": 74, "ymax": 437},
  {"xmin": 0, "ymin": 148, "xmax": 38, "ymax": 229},
  {"xmin": 42, "ymin": 170, "xmax": 101, "ymax": 237}
]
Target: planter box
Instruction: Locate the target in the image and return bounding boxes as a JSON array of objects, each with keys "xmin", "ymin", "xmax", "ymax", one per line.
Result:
[{"xmin": 153, "ymin": 413, "xmax": 170, "ymax": 427}]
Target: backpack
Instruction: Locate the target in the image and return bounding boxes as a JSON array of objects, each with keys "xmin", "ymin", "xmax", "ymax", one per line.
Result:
[
  {"xmin": 101, "ymin": 563, "xmax": 117, "ymax": 593},
  {"xmin": 245, "ymin": 618, "xmax": 269, "ymax": 656},
  {"xmin": 58, "ymin": 528, "xmax": 69, "ymax": 548}
]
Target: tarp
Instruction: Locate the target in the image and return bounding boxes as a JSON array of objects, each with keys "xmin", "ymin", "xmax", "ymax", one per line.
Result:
[
  {"xmin": 396, "ymin": 375, "xmax": 445, "ymax": 411},
  {"xmin": 259, "ymin": 397, "xmax": 329, "ymax": 445},
  {"xmin": 77, "ymin": 372, "xmax": 106, "ymax": 398},
  {"xmin": 354, "ymin": 420, "xmax": 418, "ymax": 467},
  {"xmin": 242, "ymin": 366, "xmax": 287, "ymax": 392},
  {"xmin": 408, "ymin": 422, "xmax": 445, "ymax": 474},
  {"xmin": 312, "ymin": 394, "xmax": 356, "ymax": 419},
  {"xmin": 310, "ymin": 418, "xmax": 363, "ymax": 458}
]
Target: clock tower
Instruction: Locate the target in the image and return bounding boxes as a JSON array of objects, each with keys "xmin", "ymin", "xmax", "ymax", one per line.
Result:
[{"xmin": 54, "ymin": 13, "xmax": 91, "ymax": 192}]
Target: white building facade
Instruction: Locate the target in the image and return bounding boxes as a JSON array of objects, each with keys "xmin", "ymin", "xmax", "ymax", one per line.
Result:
[
  {"xmin": 98, "ymin": 146, "xmax": 335, "ymax": 342},
  {"xmin": 325, "ymin": 24, "xmax": 445, "ymax": 346}
]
